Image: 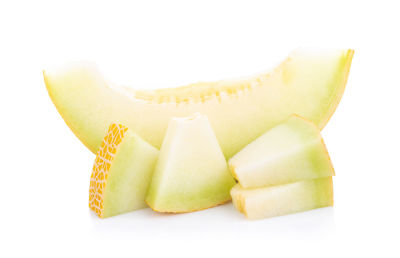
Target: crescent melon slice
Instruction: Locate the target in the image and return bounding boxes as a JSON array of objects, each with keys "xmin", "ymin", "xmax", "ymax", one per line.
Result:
[
  {"xmin": 89, "ymin": 124, "xmax": 158, "ymax": 218},
  {"xmin": 231, "ymin": 177, "xmax": 333, "ymax": 220},
  {"xmin": 44, "ymin": 49, "xmax": 353, "ymax": 158},
  {"xmin": 145, "ymin": 113, "xmax": 236, "ymax": 213},
  {"xmin": 228, "ymin": 115, "xmax": 334, "ymax": 188}
]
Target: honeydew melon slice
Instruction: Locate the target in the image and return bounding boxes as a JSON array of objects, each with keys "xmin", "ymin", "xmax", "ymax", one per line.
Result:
[
  {"xmin": 145, "ymin": 113, "xmax": 236, "ymax": 213},
  {"xmin": 228, "ymin": 115, "xmax": 334, "ymax": 188},
  {"xmin": 231, "ymin": 177, "xmax": 333, "ymax": 220},
  {"xmin": 89, "ymin": 124, "xmax": 158, "ymax": 218},
  {"xmin": 44, "ymin": 49, "xmax": 353, "ymax": 158}
]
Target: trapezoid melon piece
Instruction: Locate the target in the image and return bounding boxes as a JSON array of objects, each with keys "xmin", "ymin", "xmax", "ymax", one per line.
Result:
[
  {"xmin": 89, "ymin": 124, "xmax": 158, "ymax": 218},
  {"xmin": 44, "ymin": 48, "xmax": 354, "ymax": 158},
  {"xmin": 145, "ymin": 113, "xmax": 236, "ymax": 213},
  {"xmin": 231, "ymin": 177, "xmax": 333, "ymax": 220},
  {"xmin": 228, "ymin": 115, "xmax": 334, "ymax": 188}
]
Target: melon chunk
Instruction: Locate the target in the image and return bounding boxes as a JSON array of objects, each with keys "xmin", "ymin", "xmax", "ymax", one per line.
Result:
[
  {"xmin": 231, "ymin": 177, "xmax": 333, "ymax": 220},
  {"xmin": 89, "ymin": 124, "xmax": 158, "ymax": 218},
  {"xmin": 228, "ymin": 115, "xmax": 334, "ymax": 188},
  {"xmin": 44, "ymin": 49, "xmax": 354, "ymax": 158},
  {"xmin": 145, "ymin": 113, "xmax": 236, "ymax": 213}
]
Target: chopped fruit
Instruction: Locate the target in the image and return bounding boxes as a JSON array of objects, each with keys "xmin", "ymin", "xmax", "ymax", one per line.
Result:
[
  {"xmin": 146, "ymin": 113, "xmax": 236, "ymax": 213},
  {"xmin": 231, "ymin": 177, "xmax": 333, "ymax": 220},
  {"xmin": 89, "ymin": 124, "xmax": 158, "ymax": 218},
  {"xmin": 229, "ymin": 115, "xmax": 334, "ymax": 188},
  {"xmin": 44, "ymin": 49, "xmax": 354, "ymax": 158}
]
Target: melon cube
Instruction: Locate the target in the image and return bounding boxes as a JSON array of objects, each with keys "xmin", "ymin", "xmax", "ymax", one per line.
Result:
[
  {"xmin": 89, "ymin": 124, "xmax": 158, "ymax": 218},
  {"xmin": 229, "ymin": 115, "xmax": 334, "ymax": 188},
  {"xmin": 146, "ymin": 113, "xmax": 236, "ymax": 213},
  {"xmin": 231, "ymin": 177, "xmax": 333, "ymax": 220}
]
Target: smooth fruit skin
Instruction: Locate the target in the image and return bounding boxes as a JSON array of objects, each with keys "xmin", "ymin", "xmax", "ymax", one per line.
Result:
[
  {"xmin": 145, "ymin": 113, "xmax": 236, "ymax": 213},
  {"xmin": 231, "ymin": 177, "xmax": 333, "ymax": 220},
  {"xmin": 228, "ymin": 115, "xmax": 335, "ymax": 188},
  {"xmin": 44, "ymin": 49, "xmax": 353, "ymax": 158}
]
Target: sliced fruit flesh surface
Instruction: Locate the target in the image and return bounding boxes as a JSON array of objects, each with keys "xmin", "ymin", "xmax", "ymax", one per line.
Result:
[
  {"xmin": 229, "ymin": 115, "xmax": 334, "ymax": 188},
  {"xmin": 146, "ymin": 113, "xmax": 236, "ymax": 213},
  {"xmin": 89, "ymin": 124, "xmax": 158, "ymax": 218},
  {"xmin": 231, "ymin": 177, "xmax": 333, "ymax": 220},
  {"xmin": 44, "ymin": 49, "xmax": 354, "ymax": 158}
]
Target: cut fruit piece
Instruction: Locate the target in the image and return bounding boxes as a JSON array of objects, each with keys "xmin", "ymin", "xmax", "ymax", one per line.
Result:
[
  {"xmin": 89, "ymin": 124, "xmax": 158, "ymax": 218},
  {"xmin": 146, "ymin": 113, "xmax": 236, "ymax": 213},
  {"xmin": 44, "ymin": 49, "xmax": 354, "ymax": 158},
  {"xmin": 228, "ymin": 115, "xmax": 334, "ymax": 188},
  {"xmin": 231, "ymin": 177, "xmax": 333, "ymax": 220}
]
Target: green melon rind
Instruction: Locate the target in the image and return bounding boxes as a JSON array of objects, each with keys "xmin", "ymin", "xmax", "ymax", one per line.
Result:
[{"xmin": 102, "ymin": 130, "xmax": 158, "ymax": 218}]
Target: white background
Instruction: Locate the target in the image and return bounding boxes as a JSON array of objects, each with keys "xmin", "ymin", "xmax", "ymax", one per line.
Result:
[{"xmin": 1, "ymin": 0, "xmax": 399, "ymax": 257}]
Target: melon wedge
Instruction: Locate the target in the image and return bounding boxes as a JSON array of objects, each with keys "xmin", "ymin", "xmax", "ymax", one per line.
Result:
[
  {"xmin": 228, "ymin": 115, "xmax": 334, "ymax": 188},
  {"xmin": 145, "ymin": 113, "xmax": 236, "ymax": 213},
  {"xmin": 44, "ymin": 49, "xmax": 354, "ymax": 158},
  {"xmin": 231, "ymin": 177, "xmax": 333, "ymax": 220},
  {"xmin": 89, "ymin": 124, "xmax": 158, "ymax": 218}
]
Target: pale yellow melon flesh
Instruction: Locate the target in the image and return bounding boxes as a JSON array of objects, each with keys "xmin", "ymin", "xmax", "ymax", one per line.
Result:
[
  {"xmin": 44, "ymin": 49, "xmax": 353, "ymax": 158},
  {"xmin": 145, "ymin": 113, "xmax": 236, "ymax": 213},
  {"xmin": 89, "ymin": 124, "xmax": 158, "ymax": 218},
  {"xmin": 228, "ymin": 115, "xmax": 335, "ymax": 188},
  {"xmin": 231, "ymin": 177, "xmax": 333, "ymax": 220}
]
